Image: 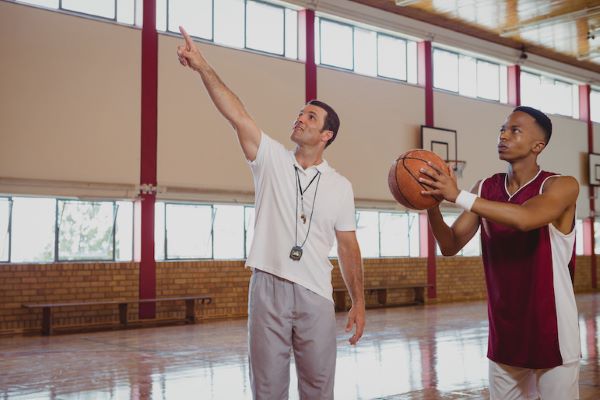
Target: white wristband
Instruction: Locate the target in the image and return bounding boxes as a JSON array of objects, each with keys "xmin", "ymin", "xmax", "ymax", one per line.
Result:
[{"xmin": 455, "ymin": 190, "xmax": 477, "ymax": 212}]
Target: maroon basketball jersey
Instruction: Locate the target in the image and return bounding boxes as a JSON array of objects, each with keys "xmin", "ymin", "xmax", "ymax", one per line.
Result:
[{"xmin": 479, "ymin": 170, "xmax": 580, "ymax": 369}]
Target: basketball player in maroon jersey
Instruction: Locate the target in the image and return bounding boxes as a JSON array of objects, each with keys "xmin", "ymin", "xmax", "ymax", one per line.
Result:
[{"xmin": 420, "ymin": 106, "xmax": 580, "ymax": 399}]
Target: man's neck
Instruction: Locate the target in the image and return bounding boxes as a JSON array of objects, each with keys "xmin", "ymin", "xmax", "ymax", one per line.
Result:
[
  {"xmin": 506, "ymin": 159, "xmax": 540, "ymax": 189},
  {"xmin": 294, "ymin": 147, "xmax": 324, "ymax": 170}
]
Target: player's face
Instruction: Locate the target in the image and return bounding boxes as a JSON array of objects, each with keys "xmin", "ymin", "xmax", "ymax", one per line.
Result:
[
  {"xmin": 497, "ymin": 111, "xmax": 546, "ymax": 161},
  {"xmin": 291, "ymin": 105, "xmax": 331, "ymax": 148}
]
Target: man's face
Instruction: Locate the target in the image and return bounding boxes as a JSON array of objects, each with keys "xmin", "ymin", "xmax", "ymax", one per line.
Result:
[
  {"xmin": 497, "ymin": 111, "xmax": 546, "ymax": 161},
  {"xmin": 290, "ymin": 104, "xmax": 332, "ymax": 148}
]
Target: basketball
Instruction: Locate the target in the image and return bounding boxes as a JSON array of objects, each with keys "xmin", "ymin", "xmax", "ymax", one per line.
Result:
[{"xmin": 388, "ymin": 149, "xmax": 451, "ymax": 210}]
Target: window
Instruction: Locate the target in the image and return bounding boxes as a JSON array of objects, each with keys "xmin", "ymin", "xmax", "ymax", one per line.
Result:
[
  {"xmin": 166, "ymin": 0, "xmax": 298, "ymax": 59},
  {"xmin": 11, "ymin": 197, "xmax": 55, "ymax": 263},
  {"xmin": 377, "ymin": 34, "xmax": 407, "ymax": 81},
  {"xmin": 155, "ymin": 202, "xmax": 166, "ymax": 260},
  {"xmin": 18, "ymin": 0, "xmax": 58, "ymax": 7},
  {"xmin": 433, "ymin": 49, "xmax": 459, "ymax": 92},
  {"xmin": 316, "ymin": 16, "xmax": 417, "ymax": 83},
  {"xmin": 379, "ymin": 212, "xmax": 419, "ymax": 257},
  {"xmin": 214, "ymin": 0, "xmax": 245, "ymax": 48},
  {"xmin": 244, "ymin": 206, "xmax": 255, "ymax": 258},
  {"xmin": 594, "ymin": 219, "xmax": 600, "ymax": 254},
  {"xmin": 436, "ymin": 213, "xmax": 481, "ymax": 256},
  {"xmin": 354, "ymin": 28, "xmax": 377, "ymax": 76},
  {"xmin": 591, "ymin": 89, "xmax": 600, "ymax": 123},
  {"xmin": 284, "ymin": 9, "xmax": 298, "ymax": 59},
  {"xmin": 433, "ymin": 48, "xmax": 506, "ymax": 102},
  {"xmin": 356, "ymin": 211, "xmax": 379, "ymax": 258},
  {"xmin": 521, "ymin": 70, "xmax": 578, "ymax": 118},
  {"xmin": 246, "ymin": 0, "xmax": 285, "ymax": 55},
  {"xmin": 213, "ymin": 205, "xmax": 244, "ymax": 259},
  {"xmin": 116, "ymin": 0, "xmax": 135, "ymax": 25},
  {"xmin": 57, "ymin": 200, "xmax": 115, "ymax": 261},
  {"xmin": 165, "ymin": 203, "xmax": 213, "ymax": 259},
  {"xmin": 458, "ymin": 55, "xmax": 477, "ymax": 97},
  {"xmin": 0, "ymin": 198, "xmax": 10, "ymax": 262},
  {"xmin": 115, "ymin": 201, "xmax": 134, "ymax": 261},
  {"xmin": 62, "ymin": 0, "xmax": 115, "ymax": 19},
  {"xmin": 167, "ymin": 0, "xmax": 213, "ymax": 40},
  {"xmin": 0, "ymin": 196, "xmax": 134, "ymax": 263},
  {"xmin": 319, "ymin": 19, "xmax": 354, "ymax": 70},
  {"xmin": 350, "ymin": 210, "xmax": 421, "ymax": 259},
  {"xmin": 19, "ymin": 0, "xmax": 135, "ymax": 24},
  {"xmin": 477, "ymin": 60, "xmax": 500, "ymax": 100},
  {"xmin": 575, "ymin": 219, "xmax": 584, "ymax": 256}
]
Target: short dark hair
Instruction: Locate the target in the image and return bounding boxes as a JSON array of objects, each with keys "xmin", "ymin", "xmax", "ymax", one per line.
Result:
[
  {"xmin": 513, "ymin": 106, "xmax": 552, "ymax": 143},
  {"xmin": 307, "ymin": 100, "xmax": 340, "ymax": 147}
]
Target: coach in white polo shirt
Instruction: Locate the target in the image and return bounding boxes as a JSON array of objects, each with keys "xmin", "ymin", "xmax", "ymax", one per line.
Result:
[{"xmin": 177, "ymin": 27, "xmax": 365, "ymax": 399}]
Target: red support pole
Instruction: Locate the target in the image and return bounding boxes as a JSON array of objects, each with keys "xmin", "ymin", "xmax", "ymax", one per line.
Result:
[
  {"xmin": 418, "ymin": 40, "xmax": 437, "ymax": 299},
  {"xmin": 580, "ymin": 84, "xmax": 597, "ymax": 289},
  {"xmin": 508, "ymin": 65, "xmax": 521, "ymax": 107},
  {"xmin": 299, "ymin": 9, "xmax": 317, "ymax": 102},
  {"xmin": 138, "ymin": 0, "xmax": 158, "ymax": 317}
]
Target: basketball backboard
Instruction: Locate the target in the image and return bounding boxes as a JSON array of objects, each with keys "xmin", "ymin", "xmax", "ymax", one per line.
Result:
[
  {"xmin": 589, "ymin": 153, "xmax": 600, "ymax": 186},
  {"xmin": 421, "ymin": 126, "xmax": 457, "ymax": 164}
]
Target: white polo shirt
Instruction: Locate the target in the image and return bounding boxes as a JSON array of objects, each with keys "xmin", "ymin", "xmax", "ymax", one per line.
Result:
[{"xmin": 245, "ymin": 132, "xmax": 356, "ymax": 301}]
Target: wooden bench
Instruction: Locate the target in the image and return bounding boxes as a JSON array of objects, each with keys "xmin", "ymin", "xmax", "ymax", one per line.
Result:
[
  {"xmin": 333, "ymin": 284, "xmax": 432, "ymax": 312},
  {"xmin": 22, "ymin": 296, "xmax": 212, "ymax": 336}
]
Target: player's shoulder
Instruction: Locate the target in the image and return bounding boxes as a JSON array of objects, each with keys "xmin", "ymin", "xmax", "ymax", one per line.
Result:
[{"xmin": 542, "ymin": 174, "xmax": 579, "ymax": 193}]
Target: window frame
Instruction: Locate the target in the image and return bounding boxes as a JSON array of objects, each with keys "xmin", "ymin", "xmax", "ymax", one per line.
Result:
[
  {"xmin": 55, "ymin": 199, "xmax": 119, "ymax": 262},
  {"xmin": 164, "ymin": 202, "xmax": 215, "ymax": 261},
  {"xmin": 60, "ymin": 0, "xmax": 118, "ymax": 21},
  {"xmin": 318, "ymin": 17, "xmax": 355, "ymax": 72},
  {"xmin": 244, "ymin": 0, "xmax": 287, "ymax": 57},
  {"xmin": 165, "ymin": 0, "xmax": 298, "ymax": 59},
  {"xmin": 521, "ymin": 69, "xmax": 578, "ymax": 117},
  {"xmin": 317, "ymin": 15, "xmax": 415, "ymax": 83},
  {"xmin": 433, "ymin": 46, "xmax": 504, "ymax": 103},
  {"xmin": 375, "ymin": 32, "xmax": 408, "ymax": 82},
  {"xmin": 0, "ymin": 197, "xmax": 12, "ymax": 263}
]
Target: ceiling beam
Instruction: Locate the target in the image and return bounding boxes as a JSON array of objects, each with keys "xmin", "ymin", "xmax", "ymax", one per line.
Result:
[
  {"xmin": 395, "ymin": 0, "xmax": 420, "ymax": 6},
  {"xmin": 501, "ymin": 5, "xmax": 600, "ymax": 37}
]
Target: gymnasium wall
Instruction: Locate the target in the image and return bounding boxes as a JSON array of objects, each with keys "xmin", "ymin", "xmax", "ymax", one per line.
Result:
[
  {"xmin": 317, "ymin": 67, "xmax": 425, "ymax": 204},
  {"xmin": 157, "ymin": 35, "xmax": 305, "ymax": 198},
  {"xmin": 0, "ymin": 2, "xmax": 141, "ymax": 193},
  {"xmin": 1, "ymin": 256, "xmax": 596, "ymax": 335},
  {"xmin": 1, "ymin": 1, "xmax": 599, "ymax": 336}
]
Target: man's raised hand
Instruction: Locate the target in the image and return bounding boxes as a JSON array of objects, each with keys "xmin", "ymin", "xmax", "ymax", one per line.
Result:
[{"xmin": 176, "ymin": 26, "xmax": 205, "ymax": 71}]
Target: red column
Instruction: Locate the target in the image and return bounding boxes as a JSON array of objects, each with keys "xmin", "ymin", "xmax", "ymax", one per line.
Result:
[
  {"xmin": 418, "ymin": 40, "xmax": 436, "ymax": 298},
  {"xmin": 299, "ymin": 9, "xmax": 317, "ymax": 102},
  {"xmin": 508, "ymin": 65, "xmax": 521, "ymax": 107},
  {"xmin": 580, "ymin": 84, "xmax": 597, "ymax": 288},
  {"xmin": 138, "ymin": 0, "xmax": 158, "ymax": 318}
]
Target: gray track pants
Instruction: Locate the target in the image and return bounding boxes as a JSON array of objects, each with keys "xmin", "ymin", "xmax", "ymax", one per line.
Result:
[{"xmin": 248, "ymin": 269, "xmax": 337, "ymax": 400}]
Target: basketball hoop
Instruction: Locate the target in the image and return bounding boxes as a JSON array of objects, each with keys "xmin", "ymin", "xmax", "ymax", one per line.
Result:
[{"xmin": 447, "ymin": 160, "xmax": 467, "ymax": 178}]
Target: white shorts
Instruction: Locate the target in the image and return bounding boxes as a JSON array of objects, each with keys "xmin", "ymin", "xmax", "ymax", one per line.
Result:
[{"xmin": 489, "ymin": 360, "xmax": 580, "ymax": 400}]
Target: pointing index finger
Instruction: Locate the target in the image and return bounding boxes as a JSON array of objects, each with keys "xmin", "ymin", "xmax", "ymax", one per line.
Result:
[{"xmin": 179, "ymin": 26, "xmax": 193, "ymax": 50}]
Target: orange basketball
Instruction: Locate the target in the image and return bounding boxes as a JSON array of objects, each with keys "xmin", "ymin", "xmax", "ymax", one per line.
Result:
[{"xmin": 388, "ymin": 149, "xmax": 450, "ymax": 210}]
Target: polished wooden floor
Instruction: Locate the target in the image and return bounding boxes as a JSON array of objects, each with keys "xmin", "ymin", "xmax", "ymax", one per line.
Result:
[{"xmin": 2, "ymin": 293, "xmax": 599, "ymax": 399}]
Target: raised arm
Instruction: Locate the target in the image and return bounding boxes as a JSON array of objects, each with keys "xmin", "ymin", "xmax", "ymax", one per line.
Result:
[
  {"xmin": 427, "ymin": 181, "xmax": 481, "ymax": 256},
  {"xmin": 335, "ymin": 230, "xmax": 365, "ymax": 345},
  {"xmin": 176, "ymin": 26, "xmax": 261, "ymax": 161},
  {"xmin": 421, "ymin": 163, "xmax": 579, "ymax": 233}
]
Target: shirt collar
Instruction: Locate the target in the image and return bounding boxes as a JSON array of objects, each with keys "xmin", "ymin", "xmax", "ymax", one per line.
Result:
[{"xmin": 289, "ymin": 151, "xmax": 330, "ymax": 174}]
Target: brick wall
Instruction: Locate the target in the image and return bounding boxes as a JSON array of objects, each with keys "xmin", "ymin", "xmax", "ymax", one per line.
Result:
[
  {"xmin": 0, "ymin": 263, "xmax": 138, "ymax": 335},
  {"xmin": 1, "ymin": 256, "xmax": 598, "ymax": 335}
]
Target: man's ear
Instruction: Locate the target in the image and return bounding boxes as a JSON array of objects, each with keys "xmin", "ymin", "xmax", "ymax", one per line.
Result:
[
  {"xmin": 532, "ymin": 140, "xmax": 546, "ymax": 154},
  {"xmin": 321, "ymin": 130, "xmax": 333, "ymax": 144}
]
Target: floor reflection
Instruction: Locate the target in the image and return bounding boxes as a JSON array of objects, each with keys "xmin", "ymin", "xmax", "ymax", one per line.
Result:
[{"xmin": 1, "ymin": 293, "xmax": 599, "ymax": 399}]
